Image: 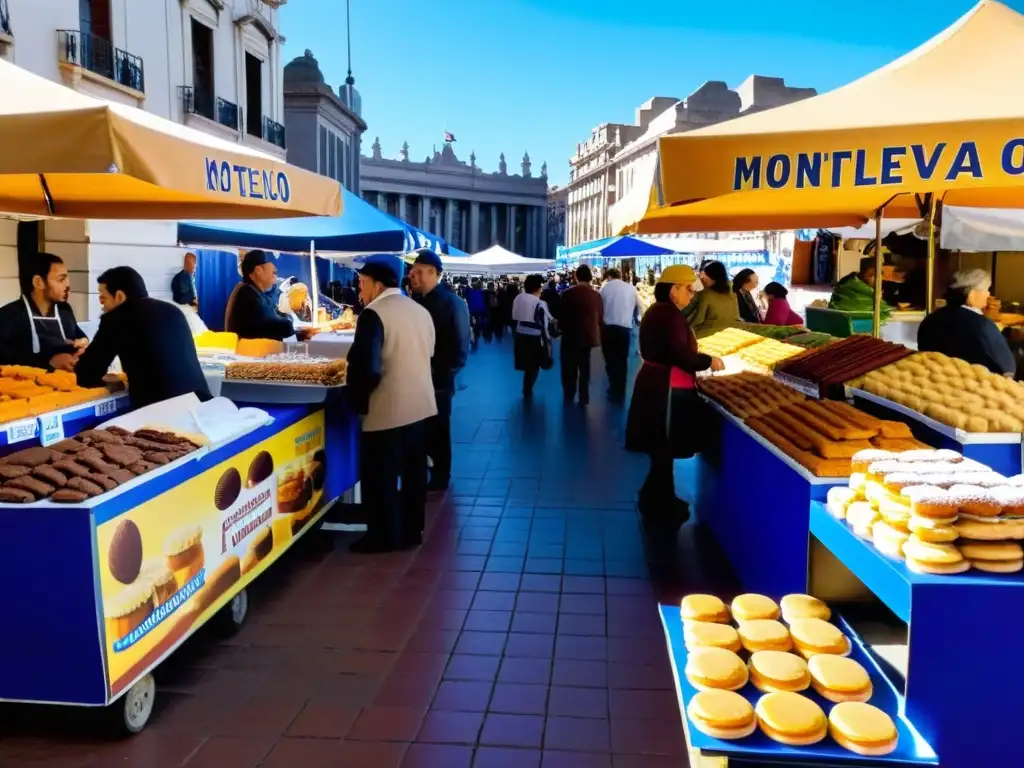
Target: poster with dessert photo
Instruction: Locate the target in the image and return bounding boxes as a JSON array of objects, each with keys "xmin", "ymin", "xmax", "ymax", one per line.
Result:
[{"xmin": 94, "ymin": 411, "xmax": 327, "ymax": 697}]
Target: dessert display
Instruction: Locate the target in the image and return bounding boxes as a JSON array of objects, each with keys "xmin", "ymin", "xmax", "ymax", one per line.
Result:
[
  {"xmin": 699, "ymin": 372, "xmax": 805, "ymax": 419},
  {"xmin": 225, "ymin": 354, "xmax": 347, "ymax": 386},
  {"xmin": 0, "ymin": 366, "xmax": 114, "ymax": 423},
  {"xmin": 677, "ymin": 592, "xmax": 905, "ymax": 756},
  {"xmin": 681, "ymin": 593, "xmax": 730, "ymax": 623},
  {"xmin": 736, "ymin": 338, "xmax": 805, "ymax": 372},
  {"xmin": 0, "ymin": 427, "xmax": 201, "ymax": 504},
  {"xmin": 746, "ymin": 400, "xmax": 927, "ymax": 477},
  {"xmin": 774, "ymin": 335, "xmax": 913, "ymax": 398},
  {"xmin": 193, "ymin": 331, "xmax": 239, "ymax": 354},
  {"xmin": 755, "ymin": 691, "xmax": 828, "ymax": 746},
  {"xmin": 782, "ymin": 331, "xmax": 835, "ymax": 350},
  {"xmin": 827, "ymin": 702, "xmax": 898, "ymax": 756},
  {"xmin": 686, "ymin": 690, "xmax": 757, "ymax": 740},
  {"xmin": 850, "ymin": 350, "xmax": 1024, "ymax": 433},
  {"xmin": 697, "ymin": 328, "xmax": 766, "ymax": 357},
  {"xmin": 826, "ymin": 448, "xmax": 1024, "ymax": 574}
]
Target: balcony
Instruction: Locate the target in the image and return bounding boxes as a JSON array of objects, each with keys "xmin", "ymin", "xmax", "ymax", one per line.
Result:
[
  {"xmin": 179, "ymin": 86, "xmax": 242, "ymax": 133},
  {"xmin": 57, "ymin": 30, "xmax": 145, "ymax": 99},
  {"xmin": 0, "ymin": 0, "xmax": 13, "ymax": 46},
  {"xmin": 262, "ymin": 116, "xmax": 286, "ymax": 150}
]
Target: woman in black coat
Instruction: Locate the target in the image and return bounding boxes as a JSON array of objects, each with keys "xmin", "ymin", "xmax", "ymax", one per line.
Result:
[
  {"xmin": 733, "ymin": 268, "xmax": 761, "ymax": 323},
  {"xmin": 626, "ymin": 265, "xmax": 724, "ymax": 525}
]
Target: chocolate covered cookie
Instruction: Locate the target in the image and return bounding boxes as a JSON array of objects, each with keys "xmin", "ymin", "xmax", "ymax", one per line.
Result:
[
  {"xmin": 51, "ymin": 438, "xmax": 90, "ymax": 454},
  {"xmin": 0, "ymin": 487, "xmax": 35, "ymax": 503},
  {"xmin": 87, "ymin": 474, "xmax": 118, "ymax": 492},
  {"xmin": 33, "ymin": 465, "xmax": 68, "ymax": 488},
  {"xmin": 104, "ymin": 426, "xmax": 132, "ymax": 438},
  {"xmin": 67, "ymin": 477, "xmax": 104, "ymax": 497},
  {"xmin": 126, "ymin": 438, "xmax": 171, "ymax": 452},
  {"xmin": 134, "ymin": 429, "xmax": 181, "ymax": 445},
  {"xmin": 77, "ymin": 429, "xmax": 119, "ymax": 445},
  {"xmin": 127, "ymin": 461, "xmax": 158, "ymax": 476},
  {"xmin": 247, "ymin": 451, "xmax": 274, "ymax": 487},
  {"xmin": 8, "ymin": 475, "xmax": 55, "ymax": 497},
  {"xmin": 214, "ymin": 468, "xmax": 242, "ymax": 511},
  {"xmin": 144, "ymin": 452, "xmax": 171, "ymax": 465},
  {"xmin": 108, "ymin": 519, "xmax": 143, "ymax": 584},
  {"xmin": 0, "ymin": 464, "xmax": 31, "ymax": 480},
  {"xmin": 3, "ymin": 447, "xmax": 58, "ymax": 468},
  {"xmin": 78, "ymin": 454, "xmax": 120, "ymax": 475},
  {"xmin": 102, "ymin": 444, "xmax": 143, "ymax": 468},
  {"xmin": 109, "ymin": 468, "xmax": 136, "ymax": 484},
  {"xmin": 52, "ymin": 460, "xmax": 93, "ymax": 479},
  {"xmin": 51, "ymin": 489, "xmax": 89, "ymax": 504}
]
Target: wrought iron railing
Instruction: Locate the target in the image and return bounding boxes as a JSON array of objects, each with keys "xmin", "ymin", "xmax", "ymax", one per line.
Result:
[
  {"xmin": 217, "ymin": 98, "xmax": 242, "ymax": 131},
  {"xmin": 180, "ymin": 86, "xmax": 242, "ymax": 131},
  {"xmin": 0, "ymin": 0, "xmax": 12, "ymax": 37},
  {"xmin": 262, "ymin": 116, "xmax": 286, "ymax": 149},
  {"xmin": 58, "ymin": 30, "xmax": 145, "ymax": 93}
]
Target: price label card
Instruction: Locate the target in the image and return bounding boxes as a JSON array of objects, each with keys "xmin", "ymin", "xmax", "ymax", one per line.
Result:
[
  {"xmin": 774, "ymin": 371, "xmax": 821, "ymax": 399},
  {"xmin": 5, "ymin": 419, "xmax": 38, "ymax": 445},
  {"xmin": 95, "ymin": 398, "xmax": 118, "ymax": 418},
  {"xmin": 38, "ymin": 413, "xmax": 65, "ymax": 447}
]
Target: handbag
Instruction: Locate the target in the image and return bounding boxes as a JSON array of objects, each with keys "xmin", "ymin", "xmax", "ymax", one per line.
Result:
[
  {"xmin": 665, "ymin": 366, "xmax": 711, "ymax": 459},
  {"xmin": 536, "ymin": 303, "xmax": 555, "ymax": 370}
]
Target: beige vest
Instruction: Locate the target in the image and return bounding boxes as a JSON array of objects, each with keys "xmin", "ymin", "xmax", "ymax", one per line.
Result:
[{"xmin": 362, "ymin": 289, "xmax": 438, "ymax": 432}]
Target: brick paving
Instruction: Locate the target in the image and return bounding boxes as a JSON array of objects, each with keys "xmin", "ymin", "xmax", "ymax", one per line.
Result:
[{"xmin": 0, "ymin": 338, "xmax": 736, "ymax": 767}]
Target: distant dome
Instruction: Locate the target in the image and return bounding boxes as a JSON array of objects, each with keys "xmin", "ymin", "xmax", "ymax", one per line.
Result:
[{"xmin": 284, "ymin": 50, "xmax": 325, "ymax": 86}]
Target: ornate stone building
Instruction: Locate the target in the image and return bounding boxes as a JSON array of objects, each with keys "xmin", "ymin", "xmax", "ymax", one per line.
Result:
[
  {"xmin": 359, "ymin": 140, "xmax": 550, "ymax": 258},
  {"xmin": 547, "ymin": 185, "xmax": 567, "ymax": 254},
  {"xmin": 565, "ymin": 75, "xmax": 817, "ymax": 246}
]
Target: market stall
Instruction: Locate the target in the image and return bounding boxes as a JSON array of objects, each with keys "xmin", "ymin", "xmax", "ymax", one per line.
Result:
[{"xmin": 438, "ymin": 244, "xmax": 555, "ymax": 277}]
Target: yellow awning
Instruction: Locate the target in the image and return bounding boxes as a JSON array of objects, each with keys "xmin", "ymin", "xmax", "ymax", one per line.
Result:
[
  {"xmin": 0, "ymin": 58, "xmax": 341, "ymax": 219},
  {"xmin": 630, "ymin": 0, "xmax": 1024, "ymax": 233}
]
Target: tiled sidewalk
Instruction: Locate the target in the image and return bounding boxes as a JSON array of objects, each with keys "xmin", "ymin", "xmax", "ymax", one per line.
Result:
[{"xmin": 0, "ymin": 339, "xmax": 720, "ymax": 767}]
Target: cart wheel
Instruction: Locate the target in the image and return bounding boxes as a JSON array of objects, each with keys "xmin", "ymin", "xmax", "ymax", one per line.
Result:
[
  {"xmin": 108, "ymin": 674, "xmax": 155, "ymax": 737},
  {"xmin": 214, "ymin": 587, "xmax": 249, "ymax": 636}
]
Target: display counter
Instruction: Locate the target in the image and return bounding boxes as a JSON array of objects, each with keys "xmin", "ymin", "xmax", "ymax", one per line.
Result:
[
  {"xmin": 678, "ymin": 401, "xmax": 844, "ymax": 596},
  {"xmin": 850, "ymin": 388, "xmax": 1022, "ymax": 476},
  {"xmin": 810, "ymin": 501, "xmax": 1024, "ymax": 765},
  {"xmin": 0, "ymin": 402, "xmax": 358, "ymax": 733},
  {"xmin": 0, "ymin": 392, "xmax": 129, "ymax": 457},
  {"xmin": 660, "ymin": 604, "xmax": 937, "ymax": 767}
]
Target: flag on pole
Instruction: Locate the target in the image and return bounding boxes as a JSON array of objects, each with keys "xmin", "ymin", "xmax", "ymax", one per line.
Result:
[{"xmin": 444, "ymin": 131, "xmax": 456, "ymax": 143}]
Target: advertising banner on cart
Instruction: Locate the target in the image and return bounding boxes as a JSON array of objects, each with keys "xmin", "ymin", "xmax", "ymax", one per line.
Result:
[{"xmin": 95, "ymin": 411, "xmax": 327, "ymax": 696}]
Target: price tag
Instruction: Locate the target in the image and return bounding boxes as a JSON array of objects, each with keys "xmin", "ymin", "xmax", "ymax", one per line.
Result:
[
  {"xmin": 95, "ymin": 398, "xmax": 118, "ymax": 418},
  {"xmin": 5, "ymin": 419, "xmax": 38, "ymax": 444},
  {"xmin": 38, "ymin": 413, "xmax": 65, "ymax": 447},
  {"xmin": 774, "ymin": 371, "xmax": 821, "ymax": 399}
]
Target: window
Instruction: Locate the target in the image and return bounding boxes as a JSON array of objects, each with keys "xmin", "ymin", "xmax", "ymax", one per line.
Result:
[
  {"xmin": 190, "ymin": 18, "xmax": 214, "ymax": 119},
  {"xmin": 319, "ymin": 126, "xmax": 328, "ymax": 175},
  {"xmin": 328, "ymin": 132, "xmax": 336, "ymax": 181},
  {"xmin": 245, "ymin": 52, "xmax": 262, "ymax": 137},
  {"xmin": 80, "ymin": 0, "xmax": 111, "ymax": 39}
]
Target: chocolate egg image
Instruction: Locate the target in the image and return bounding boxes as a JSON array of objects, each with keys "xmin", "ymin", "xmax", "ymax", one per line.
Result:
[
  {"xmin": 246, "ymin": 451, "xmax": 274, "ymax": 488},
  {"xmin": 108, "ymin": 518, "xmax": 143, "ymax": 585},
  {"xmin": 214, "ymin": 467, "xmax": 242, "ymax": 511},
  {"xmin": 311, "ymin": 449, "xmax": 327, "ymax": 491}
]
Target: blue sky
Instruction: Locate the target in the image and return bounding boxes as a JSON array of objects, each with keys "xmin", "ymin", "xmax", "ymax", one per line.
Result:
[{"xmin": 281, "ymin": 0, "xmax": 1015, "ymax": 187}]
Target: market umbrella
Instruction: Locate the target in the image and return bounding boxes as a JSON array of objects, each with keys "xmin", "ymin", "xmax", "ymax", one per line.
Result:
[
  {"xmin": 562, "ymin": 235, "xmax": 685, "ymax": 259},
  {"xmin": 0, "ymin": 58, "xmax": 340, "ymax": 219}
]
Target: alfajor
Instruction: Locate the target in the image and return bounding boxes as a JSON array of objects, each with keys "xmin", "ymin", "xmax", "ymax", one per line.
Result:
[
  {"xmin": 907, "ymin": 516, "xmax": 958, "ymax": 543},
  {"xmin": 687, "ymin": 689, "xmax": 756, "ymax": 740},
  {"xmin": 755, "ymin": 691, "xmax": 827, "ymax": 746},
  {"xmin": 846, "ymin": 502, "xmax": 880, "ymax": 541},
  {"xmin": 901, "ymin": 485, "xmax": 958, "ymax": 523},
  {"xmin": 685, "ymin": 647, "xmax": 748, "ymax": 692},
  {"xmin": 902, "ymin": 536, "xmax": 969, "ymax": 575},
  {"xmin": 826, "ymin": 487, "xmax": 859, "ymax": 520},
  {"xmin": 872, "ymin": 520, "xmax": 910, "ymax": 560},
  {"xmin": 779, "ymin": 594, "xmax": 831, "ymax": 624},
  {"xmin": 737, "ymin": 620, "xmax": 792, "ymax": 653},
  {"xmin": 788, "ymin": 618, "xmax": 850, "ymax": 659},
  {"xmin": 684, "ymin": 621, "xmax": 742, "ymax": 653},
  {"xmin": 681, "ymin": 594, "xmax": 730, "ymax": 623},
  {"xmin": 748, "ymin": 651, "xmax": 810, "ymax": 693},
  {"xmin": 808, "ymin": 654, "xmax": 873, "ymax": 703},
  {"xmin": 828, "ymin": 701, "xmax": 899, "ymax": 756},
  {"xmin": 958, "ymin": 540, "xmax": 1024, "ymax": 573},
  {"xmin": 730, "ymin": 593, "xmax": 780, "ymax": 622}
]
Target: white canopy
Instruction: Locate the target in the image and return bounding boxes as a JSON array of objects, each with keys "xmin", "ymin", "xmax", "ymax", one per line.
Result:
[
  {"xmin": 442, "ymin": 245, "xmax": 556, "ymax": 276},
  {"xmin": 940, "ymin": 206, "xmax": 1024, "ymax": 252}
]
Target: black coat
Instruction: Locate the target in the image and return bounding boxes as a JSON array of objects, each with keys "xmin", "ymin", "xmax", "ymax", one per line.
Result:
[
  {"xmin": 75, "ymin": 298, "xmax": 212, "ymax": 409},
  {"xmin": 918, "ymin": 304, "xmax": 1016, "ymax": 376},
  {"xmin": 0, "ymin": 296, "xmax": 83, "ymax": 369},
  {"xmin": 224, "ymin": 280, "xmax": 295, "ymax": 340},
  {"xmin": 414, "ymin": 283, "xmax": 470, "ymax": 393}
]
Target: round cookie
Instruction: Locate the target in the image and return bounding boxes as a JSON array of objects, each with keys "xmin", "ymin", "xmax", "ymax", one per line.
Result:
[{"xmin": 108, "ymin": 518, "xmax": 144, "ymax": 584}]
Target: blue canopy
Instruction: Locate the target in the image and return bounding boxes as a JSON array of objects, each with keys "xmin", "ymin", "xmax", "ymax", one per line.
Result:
[
  {"xmin": 179, "ymin": 188, "xmax": 449, "ymax": 254},
  {"xmin": 562, "ymin": 235, "xmax": 679, "ymax": 258}
]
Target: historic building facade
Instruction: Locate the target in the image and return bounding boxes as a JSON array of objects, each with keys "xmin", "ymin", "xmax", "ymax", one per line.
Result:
[
  {"xmin": 547, "ymin": 185, "xmax": 567, "ymax": 254},
  {"xmin": 0, "ymin": 0, "xmax": 288, "ymax": 318},
  {"xmin": 359, "ymin": 140, "xmax": 550, "ymax": 258},
  {"xmin": 564, "ymin": 75, "xmax": 817, "ymax": 246}
]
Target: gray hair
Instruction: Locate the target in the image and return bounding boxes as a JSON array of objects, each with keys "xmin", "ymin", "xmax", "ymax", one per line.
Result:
[{"xmin": 949, "ymin": 269, "xmax": 992, "ymax": 294}]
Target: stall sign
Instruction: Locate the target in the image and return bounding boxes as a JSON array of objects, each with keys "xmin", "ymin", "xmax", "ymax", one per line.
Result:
[
  {"xmin": 38, "ymin": 413, "xmax": 64, "ymax": 446},
  {"xmin": 95, "ymin": 399, "xmax": 119, "ymax": 418},
  {"xmin": 5, "ymin": 418, "xmax": 37, "ymax": 444},
  {"xmin": 95, "ymin": 410, "xmax": 327, "ymax": 697}
]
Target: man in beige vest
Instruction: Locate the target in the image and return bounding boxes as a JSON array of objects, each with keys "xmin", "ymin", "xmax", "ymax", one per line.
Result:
[{"xmin": 346, "ymin": 259, "xmax": 437, "ymax": 553}]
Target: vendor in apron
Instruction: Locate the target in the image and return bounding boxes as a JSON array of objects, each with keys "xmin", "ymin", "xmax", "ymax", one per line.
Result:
[{"xmin": 0, "ymin": 252, "xmax": 87, "ymax": 371}]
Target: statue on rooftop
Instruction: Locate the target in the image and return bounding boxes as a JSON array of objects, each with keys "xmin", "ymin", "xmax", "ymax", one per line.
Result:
[
  {"xmin": 541, "ymin": 161, "xmax": 548, "ymax": 179},
  {"xmin": 400, "ymin": 141, "xmax": 409, "ymax": 162},
  {"xmin": 522, "ymin": 152, "xmax": 532, "ymax": 178},
  {"xmin": 371, "ymin": 137, "xmax": 382, "ymax": 160},
  {"xmin": 498, "ymin": 153, "xmax": 507, "ymax": 175}
]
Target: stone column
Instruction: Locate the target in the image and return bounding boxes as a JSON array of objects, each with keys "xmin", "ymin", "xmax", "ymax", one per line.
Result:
[
  {"xmin": 398, "ymin": 194, "xmax": 407, "ymax": 222},
  {"xmin": 509, "ymin": 204, "xmax": 518, "ymax": 252},
  {"xmin": 421, "ymin": 196, "xmax": 432, "ymax": 231},
  {"xmin": 376, "ymin": 192, "xmax": 387, "ymax": 212},
  {"xmin": 470, "ymin": 202, "xmax": 480, "ymax": 253},
  {"xmin": 490, "ymin": 204, "xmax": 499, "ymax": 245},
  {"xmin": 444, "ymin": 199, "xmax": 455, "ymax": 243}
]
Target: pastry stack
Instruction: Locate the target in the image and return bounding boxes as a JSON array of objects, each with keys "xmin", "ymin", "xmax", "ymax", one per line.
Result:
[
  {"xmin": 774, "ymin": 335, "xmax": 913, "ymax": 399},
  {"xmin": 699, "ymin": 372, "xmax": 806, "ymax": 419},
  {"xmin": 745, "ymin": 400, "xmax": 927, "ymax": 477},
  {"xmin": 826, "ymin": 448, "xmax": 1024, "ymax": 574},
  {"xmin": 680, "ymin": 592, "xmax": 898, "ymax": 755},
  {"xmin": 736, "ymin": 338, "xmax": 805, "ymax": 372},
  {"xmin": 0, "ymin": 365, "xmax": 113, "ymax": 424},
  {"xmin": 697, "ymin": 328, "xmax": 766, "ymax": 357},
  {"xmin": 850, "ymin": 351, "xmax": 1024, "ymax": 433}
]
